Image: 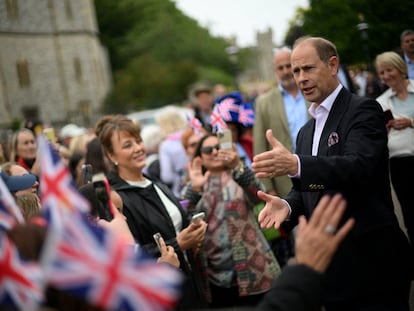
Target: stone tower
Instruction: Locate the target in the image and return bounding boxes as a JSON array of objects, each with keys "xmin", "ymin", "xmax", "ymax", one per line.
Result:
[
  {"xmin": 0, "ymin": 0, "xmax": 112, "ymax": 127},
  {"xmin": 256, "ymin": 28, "xmax": 276, "ymax": 82}
]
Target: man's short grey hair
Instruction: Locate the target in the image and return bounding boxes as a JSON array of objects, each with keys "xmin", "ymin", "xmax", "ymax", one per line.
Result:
[
  {"xmin": 401, "ymin": 29, "xmax": 414, "ymax": 41},
  {"xmin": 273, "ymin": 46, "xmax": 292, "ymax": 56}
]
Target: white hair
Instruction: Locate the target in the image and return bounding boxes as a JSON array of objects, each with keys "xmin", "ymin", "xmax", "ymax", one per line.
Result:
[{"xmin": 140, "ymin": 124, "xmax": 164, "ymax": 152}]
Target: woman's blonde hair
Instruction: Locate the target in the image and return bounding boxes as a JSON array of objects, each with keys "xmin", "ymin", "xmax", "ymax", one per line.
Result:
[
  {"xmin": 155, "ymin": 106, "xmax": 187, "ymax": 136},
  {"xmin": 8, "ymin": 128, "xmax": 35, "ymax": 161},
  {"xmin": 15, "ymin": 192, "xmax": 41, "ymax": 221},
  {"xmin": 375, "ymin": 51, "xmax": 408, "ymax": 78}
]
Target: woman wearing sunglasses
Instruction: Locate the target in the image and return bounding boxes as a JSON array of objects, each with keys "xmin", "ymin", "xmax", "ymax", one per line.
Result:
[{"xmin": 182, "ymin": 133, "xmax": 281, "ymax": 309}]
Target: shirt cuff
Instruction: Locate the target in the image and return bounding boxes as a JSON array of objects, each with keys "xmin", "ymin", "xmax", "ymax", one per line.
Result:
[
  {"xmin": 281, "ymin": 198, "xmax": 292, "ymax": 219},
  {"xmin": 288, "ymin": 154, "xmax": 301, "ymax": 178}
]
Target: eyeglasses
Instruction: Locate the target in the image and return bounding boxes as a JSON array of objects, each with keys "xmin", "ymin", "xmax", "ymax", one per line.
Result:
[{"xmin": 201, "ymin": 144, "xmax": 220, "ymax": 155}]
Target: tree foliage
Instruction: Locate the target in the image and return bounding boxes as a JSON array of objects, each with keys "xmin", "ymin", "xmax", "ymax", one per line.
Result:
[
  {"xmin": 95, "ymin": 0, "xmax": 238, "ymax": 113},
  {"xmin": 284, "ymin": 0, "xmax": 414, "ymax": 67}
]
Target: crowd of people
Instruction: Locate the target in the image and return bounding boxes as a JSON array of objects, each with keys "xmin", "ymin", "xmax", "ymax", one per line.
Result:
[{"xmin": 0, "ymin": 30, "xmax": 413, "ymax": 311}]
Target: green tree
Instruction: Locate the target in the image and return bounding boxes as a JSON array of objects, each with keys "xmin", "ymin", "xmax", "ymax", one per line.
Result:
[
  {"xmin": 95, "ymin": 0, "xmax": 239, "ymax": 112},
  {"xmin": 284, "ymin": 0, "xmax": 414, "ymax": 67}
]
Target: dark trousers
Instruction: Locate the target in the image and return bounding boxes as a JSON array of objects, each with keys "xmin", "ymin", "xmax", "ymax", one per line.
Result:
[
  {"xmin": 390, "ymin": 156, "xmax": 414, "ymax": 248},
  {"xmin": 324, "ymin": 293, "xmax": 410, "ymax": 311},
  {"xmin": 209, "ymin": 282, "xmax": 264, "ymax": 309}
]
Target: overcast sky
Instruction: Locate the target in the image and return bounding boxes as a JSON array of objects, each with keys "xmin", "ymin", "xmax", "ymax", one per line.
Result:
[{"xmin": 173, "ymin": 0, "xmax": 309, "ymax": 47}]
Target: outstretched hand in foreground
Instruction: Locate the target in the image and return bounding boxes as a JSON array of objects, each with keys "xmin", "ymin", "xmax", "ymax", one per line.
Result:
[{"xmin": 295, "ymin": 194, "xmax": 355, "ymax": 272}]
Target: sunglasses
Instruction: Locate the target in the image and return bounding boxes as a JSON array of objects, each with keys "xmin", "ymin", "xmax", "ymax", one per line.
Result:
[{"xmin": 201, "ymin": 144, "xmax": 220, "ymax": 155}]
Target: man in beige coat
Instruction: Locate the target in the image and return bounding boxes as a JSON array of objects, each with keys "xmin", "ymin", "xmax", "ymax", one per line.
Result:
[{"xmin": 254, "ymin": 47, "xmax": 310, "ymax": 198}]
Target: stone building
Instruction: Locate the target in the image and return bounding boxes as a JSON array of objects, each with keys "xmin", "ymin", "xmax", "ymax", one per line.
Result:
[
  {"xmin": 238, "ymin": 28, "xmax": 277, "ymax": 95},
  {"xmin": 0, "ymin": 0, "xmax": 112, "ymax": 128}
]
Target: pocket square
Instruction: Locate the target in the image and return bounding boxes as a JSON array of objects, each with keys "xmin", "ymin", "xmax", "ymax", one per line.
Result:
[{"xmin": 328, "ymin": 132, "xmax": 339, "ymax": 147}]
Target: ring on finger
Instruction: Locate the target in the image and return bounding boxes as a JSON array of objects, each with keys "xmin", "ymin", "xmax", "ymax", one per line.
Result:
[{"xmin": 324, "ymin": 224, "xmax": 336, "ymax": 235}]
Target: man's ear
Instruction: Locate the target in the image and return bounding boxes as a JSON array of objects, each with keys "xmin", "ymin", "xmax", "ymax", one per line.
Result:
[{"xmin": 329, "ymin": 56, "xmax": 339, "ymax": 74}]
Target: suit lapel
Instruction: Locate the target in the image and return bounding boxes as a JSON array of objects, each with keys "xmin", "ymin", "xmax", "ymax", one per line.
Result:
[
  {"xmin": 298, "ymin": 119, "xmax": 315, "ymax": 155},
  {"xmin": 318, "ymin": 88, "xmax": 350, "ymax": 155}
]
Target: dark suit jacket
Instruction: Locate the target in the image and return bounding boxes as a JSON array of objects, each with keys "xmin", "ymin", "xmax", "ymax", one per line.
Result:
[
  {"xmin": 258, "ymin": 264, "xmax": 325, "ymax": 311},
  {"xmin": 285, "ymin": 87, "xmax": 412, "ymax": 303},
  {"xmin": 109, "ymin": 173, "xmax": 207, "ymax": 310}
]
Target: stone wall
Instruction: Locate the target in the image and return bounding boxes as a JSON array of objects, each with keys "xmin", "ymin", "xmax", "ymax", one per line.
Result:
[{"xmin": 0, "ymin": 0, "xmax": 111, "ymax": 127}]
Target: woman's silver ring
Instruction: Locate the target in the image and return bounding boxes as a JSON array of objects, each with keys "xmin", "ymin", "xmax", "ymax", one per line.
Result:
[{"xmin": 324, "ymin": 224, "xmax": 336, "ymax": 235}]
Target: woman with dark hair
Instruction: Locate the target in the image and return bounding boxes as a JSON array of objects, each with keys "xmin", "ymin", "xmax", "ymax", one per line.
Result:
[
  {"xmin": 94, "ymin": 114, "xmax": 208, "ymax": 310},
  {"xmin": 85, "ymin": 137, "xmax": 110, "ymax": 176},
  {"xmin": 182, "ymin": 133, "xmax": 280, "ymax": 309},
  {"xmin": 68, "ymin": 151, "xmax": 85, "ymax": 188}
]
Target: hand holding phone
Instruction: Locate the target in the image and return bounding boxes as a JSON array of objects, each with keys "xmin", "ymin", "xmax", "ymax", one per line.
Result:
[
  {"xmin": 384, "ymin": 109, "xmax": 394, "ymax": 122},
  {"xmin": 217, "ymin": 129, "xmax": 233, "ymax": 150},
  {"xmin": 153, "ymin": 232, "xmax": 163, "ymax": 252},
  {"xmin": 191, "ymin": 212, "xmax": 205, "ymax": 225},
  {"xmin": 81, "ymin": 164, "xmax": 93, "ymax": 185}
]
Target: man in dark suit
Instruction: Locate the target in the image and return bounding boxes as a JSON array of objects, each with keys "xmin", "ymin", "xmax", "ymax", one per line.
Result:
[{"xmin": 252, "ymin": 36, "xmax": 412, "ymax": 310}]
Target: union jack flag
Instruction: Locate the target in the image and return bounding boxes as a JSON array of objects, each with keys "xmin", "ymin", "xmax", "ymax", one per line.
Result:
[
  {"xmin": 37, "ymin": 136, "xmax": 182, "ymax": 311},
  {"xmin": 45, "ymin": 212, "xmax": 182, "ymax": 311},
  {"xmin": 38, "ymin": 135, "xmax": 90, "ymax": 216},
  {"xmin": 216, "ymin": 97, "xmax": 240, "ymax": 121},
  {"xmin": 238, "ymin": 103, "xmax": 255, "ymax": 127},
  {"xmin": 0, "ymin": 234, "xmax": 43, "ymax": 311},
  {"xmin": 0, "ymin": 177, "xmax": 25, "ymax": 231},
  {"xmin": 186, "ymin": 114, "xmax": 202, "ymax": 134},
  {"xmin": 209, "ymin": 106, "xmax": 228, "ymax": 132}
]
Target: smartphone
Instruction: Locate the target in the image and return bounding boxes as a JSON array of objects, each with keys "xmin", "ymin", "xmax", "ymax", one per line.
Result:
[
  {"xmin": 153, "ymin": 232, "xmax": 163, "ymax": 252},
  {"xmin": 217, "ymin": 129, "xmax": 232, "ymax": 150},
  {"xmin": 43, "ymin": 128, "xmax": 56, "ymax": 143},
  {"xmin": 92, "ymin": 173, "xmax": 114, "ymax": 221},
  {"xmin": 81, "ymin": 164, "xmax": 93, "ymax": 185},
  {"xmin": 191, "ymin": 212, "xmax": 205, "ymax": 225},
  {"xmin": 384, "ymin": 109, "xmax": 394, "ymax": 122}
]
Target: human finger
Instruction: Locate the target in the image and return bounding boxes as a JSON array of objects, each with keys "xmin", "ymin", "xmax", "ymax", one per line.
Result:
[
  {"xmin": 257, "ymin": 190, "xmax": 274, "ymax": 204},
  {"xmin": 265, "ymin": 129, "xmax": 279, "ymax": 149},
  {"xmin": 332, "ymin": 218, "xmax": 355, "ymax": 246},
  {"xmin": 307, "ymin": 195, "xmax": 331, "ymax": 229},
  {"xmin": 323, "ymin": 194, "xmax": 347, "ymax": 231},
  {"xmin": 158, "ymin": 236, "xmax": 167, "ymax": 254}
]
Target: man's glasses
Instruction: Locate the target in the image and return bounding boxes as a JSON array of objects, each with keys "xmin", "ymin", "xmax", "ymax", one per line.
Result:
[{"xmin": 201, "ymin": 144, "xmax": 220, "ymax": 155}]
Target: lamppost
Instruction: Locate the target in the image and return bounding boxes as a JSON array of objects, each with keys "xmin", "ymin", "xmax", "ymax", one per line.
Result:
[
  {"xmin": 357, "ymin": 14, "xmax": 372, "ymax": 70},
  {"xmin": 225, "ymin": 40, "xmax": 239, "ymax": 91}
]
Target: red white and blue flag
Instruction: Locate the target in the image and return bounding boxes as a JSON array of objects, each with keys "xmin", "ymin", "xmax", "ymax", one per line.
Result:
[
  {"xmin": 186, "ymin": 114, "xmax": 203, "ymax": 134},
  {"xmin": 0, "ymin": 200, "xmax": 17, "ymax": 232},
  {"xmin": 209, "ymin": 106, "xmax": 228, "ymax": 132},
  {"xmin": 0, "ymin": 234, "xmax": 43, "ymax": 311},
  {"xmin": 38, "ymin": 136, "xmax": 90, "ymax": 216},
  {"xmin": 216, "ymin": 97, "xmax": 240, "ymax": 121},
  {"xmin": 45, "ymin": 211, "xmax": 182, "ymax": 311},
  {"xmin": 0, "ymin": 177, "xmax": 25, "ymax": 231},
  {"xmin": 238, "ymin": 103, "xmax": 255, "ymax": 127},
  {"xmin": 37, "ymin": 135, "xmax": 182, "ymax": 311}
]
